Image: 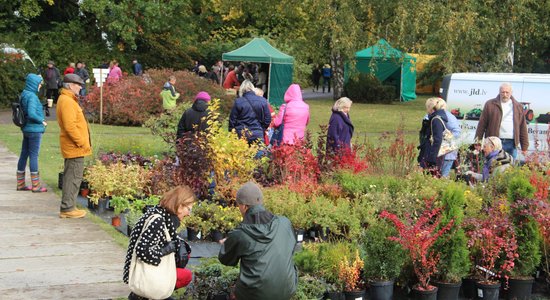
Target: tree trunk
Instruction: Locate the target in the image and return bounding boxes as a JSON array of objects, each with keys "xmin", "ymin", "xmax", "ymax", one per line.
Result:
[
  {"xmin": 505, "ymin": 37, "xmax": 514, "ymax": 72},
  {"xmin": 331, "ymin": 52, "xmax": 344, "ymax": 100}
]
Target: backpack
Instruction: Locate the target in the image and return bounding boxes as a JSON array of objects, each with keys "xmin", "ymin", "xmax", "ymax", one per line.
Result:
[{"xmin": 12, "ymin": 96, "xmax": 26, "ymax": 128}]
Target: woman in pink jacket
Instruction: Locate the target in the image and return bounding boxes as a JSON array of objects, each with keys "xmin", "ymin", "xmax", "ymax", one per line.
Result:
[{"xmin": 273, "ymin": 84, "xmax": 310, "ymax": 145}]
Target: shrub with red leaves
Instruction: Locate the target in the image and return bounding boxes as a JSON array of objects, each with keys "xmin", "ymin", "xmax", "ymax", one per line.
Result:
[
  {"xmin": 380, "ymin": 199, "xmax": 454, "ymax": 291},
  {"xmin": 332, "ymin": 146, "xmax": 368, "ymax": 174},
  {"xmin": 270, "ymin": 139, "xmax": 320, "ymax": 196},
  {"xmin": 84, "ymin": 69, "xmax": 231, "ymax": 126},
  {"xmin": 530, "ymin": 172, "xmax": 549, "ymax": 201},
  {"xmin": 465, "ymin": 201, "xmax": 518, "ymax": 283}
]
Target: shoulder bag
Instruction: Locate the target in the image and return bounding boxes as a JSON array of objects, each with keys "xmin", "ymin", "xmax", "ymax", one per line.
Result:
[
  {"xmin": 129, "ymin": 214, "xmax": 176, "ymax": 299},
  {"xmin": 270, "ymin": 105, "xmax": 287, "ymax": 146},
  {"xmin": 430, "ymin": 116, "xmax": 458, "ymax": 157}
]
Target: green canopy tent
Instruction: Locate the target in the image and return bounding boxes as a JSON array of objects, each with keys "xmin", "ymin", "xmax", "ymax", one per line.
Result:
[
  {"xmin": 351, "ymin": 39, "xmax": 417, "ymax": 101},
  {"xmin": 222, "ymin": 38, "xmax": 294, "ymax": 107}
]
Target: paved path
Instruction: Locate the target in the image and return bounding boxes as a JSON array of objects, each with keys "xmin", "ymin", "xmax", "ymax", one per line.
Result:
[{"xmin": 0, "ymin": 145, "xmax": 128, "ymax": 299}]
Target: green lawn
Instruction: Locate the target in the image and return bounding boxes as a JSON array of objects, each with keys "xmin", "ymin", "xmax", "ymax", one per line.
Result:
[{"xmin": 0, "ymin": 96, "xmax": 429, "ymax": 191}]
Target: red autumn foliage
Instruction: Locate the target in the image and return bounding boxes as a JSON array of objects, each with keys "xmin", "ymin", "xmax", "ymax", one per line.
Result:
[
  {"xmin": 465, "ymin": 201, "xmax": 518, "ymax": 283},
  {"xmin": 83, "ymin": 69, "xmax": 230, "ymax": 126},
  {"xmin": 380, "ymin": 199, "xmax": 454, "ymax": 291},
  {"xmin": 332, "ymin": 146, "xmax": 368, "ymax": 174},
  {"xmin": 529, "ymin": 172, "xmax": 549, "ymax": 201},
  {"xmin": 270, "ymin": 139, "xmax": 320, "ymax": 197}
]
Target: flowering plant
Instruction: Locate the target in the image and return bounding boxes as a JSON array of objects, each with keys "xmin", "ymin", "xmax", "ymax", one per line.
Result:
[
  {"xmin": 380, "ymin": 198, "xmax": 454, "ymax": 291},
  {"xmin": 337, "ymin": 250, "xmax": 364, "ymax": 292},
  {"xmin": 465, "ymin": 200, "xmax": 518, "ymax": 283}
]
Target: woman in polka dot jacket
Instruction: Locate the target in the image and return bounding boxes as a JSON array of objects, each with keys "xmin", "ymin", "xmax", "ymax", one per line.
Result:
[{"xmin": 123, "ymin": 185, "xmax": 196, "ymax": 300}]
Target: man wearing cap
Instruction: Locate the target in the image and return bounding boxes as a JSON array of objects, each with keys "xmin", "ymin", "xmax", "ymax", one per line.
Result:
[
  {"xmin": 218, "ymin": 181, "xmax": 297, "ymax": 300},
  {"xmin": 56, "ymin": 74, "xmax": 91, "ymax": 219},
  {"xmin": 44, "ymin": 60, "xmax": 61, "ymax": 103},
  {"xmin": 176, "ymin": 91, "xmax": 211, "ymax": 139}
]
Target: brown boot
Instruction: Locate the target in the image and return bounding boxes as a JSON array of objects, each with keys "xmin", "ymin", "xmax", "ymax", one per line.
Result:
[
  {"xmin": 31, "ymin": 172, "xmax": 47, "ymax": 193},
  {"xmin": 16, "ymin": 171, "xmax": 31, "ymax": 191},
  {"xmin": 59, "ymin": 209, "xmax": 87, "ymax": 219}
]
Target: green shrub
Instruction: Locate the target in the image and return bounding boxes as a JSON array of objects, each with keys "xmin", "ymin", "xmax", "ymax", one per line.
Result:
[
  {"xmin": 185, "ymin": 258, "xmax": 239, "ymax": 299},
  {"xmin": 360, "ymin": 219, "xmax": 406, "ymax": 281},
  {"xmin": 344, "ymin": 73, "xmax": 398, "ymax": 104},
  {"xmin": 291, "ymin": 275, "xmax": 328, "ymax": 300},
  {"xmin": 507, "ymin": 176, "xmax": 535, "ymax": 202},
  {"xmin": 435, "ymin": 183, "xmax": 471, "ymax": 283},
  {"xmin": 512, "ymin": 217, "xmax": 541, "ymax": 277},
  {"xmin": 144, "ymin": 101, "xmax": 191, "ymax": 148},
  {"xmin": 0, "ymin": 52, "xmax": 36, "ymax": 108}
]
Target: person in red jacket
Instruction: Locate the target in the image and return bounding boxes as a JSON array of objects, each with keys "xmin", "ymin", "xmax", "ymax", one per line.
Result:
[
  {"xmin": 223, "ymin": 65, "xmax": 243, "ymax": 89},
  {"xmin": 63, "ymin": 62, "xmax": 75, "ymax": 75}
]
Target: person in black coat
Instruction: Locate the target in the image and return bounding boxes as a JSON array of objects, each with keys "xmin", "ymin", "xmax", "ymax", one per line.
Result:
[
  {"xmin": 176, "ymin": 91, "xmax": 211, "ymax": 139},
  {"xmin": 327, "ymin": 97, "xmax": 354, "ymax": 153},
  {"xmin": 419, "ymin": 97, "xmax": 448, "ymax": 173},
  {"xmin": 229, "ymin": 80, "xmax": 271, "ymax": 144}
]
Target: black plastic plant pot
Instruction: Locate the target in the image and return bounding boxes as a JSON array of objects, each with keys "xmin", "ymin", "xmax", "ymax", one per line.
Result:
[
  {"xmin": 414, "ymin": 286, "xmax": 437, "ymax": 300},
  {"xmin": 187, "ymin": 227, "xmax": 200, "ymax": 241},
  {"xmin": 324, "ymin": 291, "xmax": 343, "ymax": 300},
  {"xmin": 369, "ymin": 280, "xmax": 394, "ymax": 300},
  {"xmin": 461, "ymin": 277, "xmax": 478, "ymax": 298},
  {"xmin": 476, "ymin": 281, "xmax": 500, "ymax": 300},
  {"xmin": 507, "ymin": 278, "xmax": 534, "ymax": 300},
  {"xmin": 210, "ymin": 230, "xmax": 224, "ymax": 242},
  {"xmin": 58, "ymin": 172, "xmax": 63, "ymax": 190},
  {"xmin": 295, "ymin": 228, "xmax": 305, "ymax": 243},
  {"xmin": 434, "ymin": 280, "xmax": 461, "ymax": 300},
  {"xmin": 343, "ymin": 290, "xmax": 364, "ymax": 300}
]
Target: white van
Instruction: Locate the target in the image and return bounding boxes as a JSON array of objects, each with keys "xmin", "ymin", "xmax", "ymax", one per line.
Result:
[{"xmin": 440, "ymin": 73, "xmax": 550, "ymax": 152}]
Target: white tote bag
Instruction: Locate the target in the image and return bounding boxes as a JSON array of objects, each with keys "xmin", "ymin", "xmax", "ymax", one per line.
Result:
[{"xmin": 129, "ymin": 214, "xmax": 177, "ymax": 299}]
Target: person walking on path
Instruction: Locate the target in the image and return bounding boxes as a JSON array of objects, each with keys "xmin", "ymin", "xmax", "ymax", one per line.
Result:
[
  {"xmin": 74, "ymin": 62, "xmax": 89, "ymax": 96},
  {"xmin": 176, "ymin": 91, "xmax": 211, "ymax": 139},
  {"xmin": 272, "ymin": 84, "xmax": 310, "ymax": 145},
  {"xmin": 322, "ymin": 64, "xmax": 332, "ymax": 93},
  {"xmin": 16, "ymin": 74, "xmax": 48, "ymax": 192},
  {"xmin": 439, "ymin": 100, "xmax": 461, "ymax": 177},
  {"xmin": 161, "ymin": 75, "xmax": 180, "ymax": 112},
  {"xmin": 44, "ymin": 60, "xmax": 61, "ymax": 103},
  {"xmin": 475, "ymin": 82, "xmax": 528, "ymax": 159},
  {"xmin": 311, "ymin": 64, "xmax": 321, "ymax": 92},
  {"xmin": 218, "ymin": 181, "xmax": 297, "ymax": 300},
  {"xmin": 56, "ymin": 74, "xmax": 91, "ymax": 219},
  {"xmin": 229, "ymin": 80, "xmax": 271, "ymax": 145},
  {"xmin": 132, "ymin": 59, "xmax": 143, "ymax": 76}
]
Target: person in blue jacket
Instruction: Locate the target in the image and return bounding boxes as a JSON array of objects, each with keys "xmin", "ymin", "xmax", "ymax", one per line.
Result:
[
  {"xmin": 420, "ymin": 97, "xmax": 449, "ymax": 174},
  {"xmin": 322, "ymin": 64, "xmax": 332, "ymax": 93},
  {"xmin": 228, "ymin": 80, "xmax": 271, "ymax": 145},
  {"xmin": 327, "ymin": 97, "xmax": 354, "ymax": 153},
  {"xmin": 16, "ymin": 73, "xmax": 48, "ymax": 192}
]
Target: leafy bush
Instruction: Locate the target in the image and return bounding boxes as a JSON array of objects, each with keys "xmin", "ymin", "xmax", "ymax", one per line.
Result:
[
  {"xmin": 291, "ymin": 275, "xmax": 327, "ymax": 300},
  {"xmin": 0, "ymin": 52, "xmax": 36, "ymax": 108},
  {"xmin": 185, "ymin": 258, "xmax": 239, "ymax": 300},
  {"xmin": 360, "ymin": 219, "xmax": 406, "ymax": 282},
  {"xmin": 83, "ymin": 69, "xmax": 231, "ymax": 126},
  {"xmin": 435, "ymin": 183, "xmax": 471, "ymax": 283},
  {"xmin": 344, "ymin": 73, "xmax": 398, "ymax": 104}
]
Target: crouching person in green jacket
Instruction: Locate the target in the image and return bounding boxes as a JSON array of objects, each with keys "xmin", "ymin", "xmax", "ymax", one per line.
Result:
[{"xmin": 218, "ymin": 181, "xmax": 298, "ymax": 300}]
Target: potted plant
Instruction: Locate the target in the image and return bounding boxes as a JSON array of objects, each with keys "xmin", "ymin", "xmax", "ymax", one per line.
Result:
[
  {"xmin": 125, "ymin": 195, "xmax": 160, "ymax": 236},
  {"xmin": 508, "ymin": 197, "xmax": 541, "ymax": 299},
  {"xmin": 317, "ymin": 242, "xmax": 358, "ymax": 300},
  {"xmin": 360, "ymin": 218, "xmax": 405, "ymax": 300},
  {"xmin": 465, "ymin": 200, "xmax": 518, "ymax": 300},
  {"xmin": 291, "ymin": 274, "xmax": 328, "ymax": 300},
  {"xmin": 109, "ymin": 196, "xmax": 131, "ymax": 227},
  {"xmin": 184, "ymin": 258, "xmax": 239, "ymax": 300},
  {"xmin": 432, "ymin": 184, "xmax": 471, "ymax": 300},
  {"xmin": 380, "ymin": 199, "xmax": 454, "ymax": 300},
  {"xmin": 337, "ymin": 250, "xmax": 365, "ymax": 300}
]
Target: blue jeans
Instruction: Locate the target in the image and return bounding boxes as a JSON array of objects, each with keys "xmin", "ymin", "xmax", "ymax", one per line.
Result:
[
  {"xmin": 17, "ymin": 132, "xmax": 43, "ymax": 173},
  {"xmin": 323, "ymin": 77, "xmax": 331, "ymax": 92},
  {"xmin": 440, "ymin": 159, "xmax": 455, "ymax": 177},
  {"xmin": 501, "ymin": 139, "xmax": 518, "ymax": 160}
]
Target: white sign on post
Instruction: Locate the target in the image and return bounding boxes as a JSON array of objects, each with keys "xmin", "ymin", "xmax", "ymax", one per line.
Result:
[
  {"xmin": 92, "ymin": 68, "xmax": 109, "ymax": 87},
  {"xmin": 92, "ymin": 68, "xmax": 109, "ymax": 124}
]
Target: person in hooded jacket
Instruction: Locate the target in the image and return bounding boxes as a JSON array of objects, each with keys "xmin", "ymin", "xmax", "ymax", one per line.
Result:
[
  {"xmin": 327, "ymin": 97, "xmax": 354, "ymax": 153},
  {"xmin": 16, "ymin": 74, "xmax": 48, "ymax": 192},
  {"xmin": 229, "ymin": 80, "xmax": 271, "ymax": 144},
  {"xmin": 420, "ymin": 97, "xmax": 449, "ymax": 173},
  {"xmin": 176, "ymin": 91, "xmax": 211, "ymax": 139},
  {"xmin": 272, "ymin": 84, "xmax": 310, "ymax": 145},
  {"xmin": 219, "ymin": 181, "xmax": 297, "ymax": 300},
  {"xmin": 161, "ymin": 76, "xmax": 180, "ymax": 111}
]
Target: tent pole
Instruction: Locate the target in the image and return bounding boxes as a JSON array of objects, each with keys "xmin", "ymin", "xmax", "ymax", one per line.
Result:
[{"xmin": 220, "ymin": 60, "xmax": 224, "ymax": 87}]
